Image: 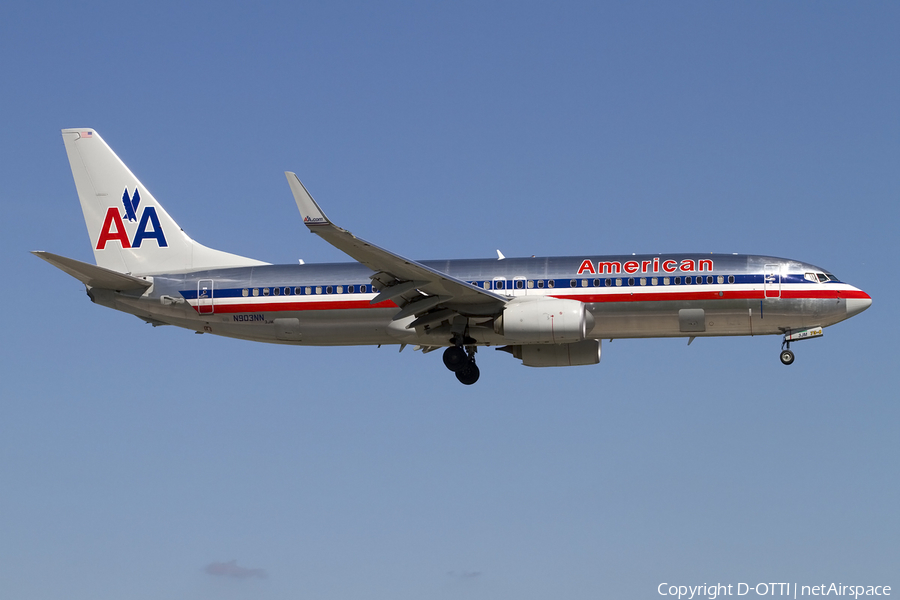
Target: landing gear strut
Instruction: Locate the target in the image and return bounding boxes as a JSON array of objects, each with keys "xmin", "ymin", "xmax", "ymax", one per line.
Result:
[
  {"xmin": 443, "ymin": 341, "xmax": 479, "ymax": 385},
  {"xmin": 780, "ymin": 334, "xmax": 795, "ymax": 365}
]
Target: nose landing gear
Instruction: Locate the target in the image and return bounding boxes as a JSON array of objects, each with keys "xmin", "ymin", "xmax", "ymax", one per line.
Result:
[{"xmin": 779, "ymin": 326, "xmax": 824, "ymax": 365}]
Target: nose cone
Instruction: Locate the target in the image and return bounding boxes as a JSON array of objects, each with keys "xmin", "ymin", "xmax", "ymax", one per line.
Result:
[{"xmin": 846, "ymin": 292, "xmax": 872, "ymax": 318}]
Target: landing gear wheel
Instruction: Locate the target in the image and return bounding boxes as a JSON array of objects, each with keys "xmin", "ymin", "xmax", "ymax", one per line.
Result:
[
  {"xmin": 443, "ymin": 346, "xmax": 468, "ymax": 372},
  {"xmin": 780, "ymin": 349, "xmax": 795, "ymax": 365},
  {"xmin": 455, "ymin": 360, "xmax": 480, "ymax": 385}
]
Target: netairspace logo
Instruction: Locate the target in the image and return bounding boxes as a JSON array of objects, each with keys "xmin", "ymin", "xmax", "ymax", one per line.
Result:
[{"xmin": 657, "ymin": 582, "xmax": 891, "ymax": 599}]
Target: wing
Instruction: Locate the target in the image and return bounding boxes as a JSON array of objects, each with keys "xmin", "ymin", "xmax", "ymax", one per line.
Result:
[{"xmin": 285, "ymin": 172, "xmax": 508, "ymax": 325}]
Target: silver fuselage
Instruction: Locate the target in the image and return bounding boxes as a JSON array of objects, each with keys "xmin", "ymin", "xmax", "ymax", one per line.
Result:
[{"xmin": 90, "ymin": 253, "xmax": 870, "ymax": 347}]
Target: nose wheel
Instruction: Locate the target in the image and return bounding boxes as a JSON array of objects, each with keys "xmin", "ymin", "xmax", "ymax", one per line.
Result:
[
  {"xmin": 780, "ymin": 349, "xmax": 795, "ymax": 365},
  {"xmin": 780, "ymin": 330, "xmax": 796, "ymax": 366}
]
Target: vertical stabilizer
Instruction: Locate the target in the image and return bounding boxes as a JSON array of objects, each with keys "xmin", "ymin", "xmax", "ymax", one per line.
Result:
[{"xmin": 62, "ymin": 128, "xmax": 267, "ymax": 274}]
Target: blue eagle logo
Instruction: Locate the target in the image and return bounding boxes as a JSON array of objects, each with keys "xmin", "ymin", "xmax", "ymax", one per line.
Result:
[{"xmin": 122, "ymin": 188, "xmax": 141, "ymax": 222}]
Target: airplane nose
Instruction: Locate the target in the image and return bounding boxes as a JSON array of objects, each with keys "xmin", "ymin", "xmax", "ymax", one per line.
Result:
[{"xmin": 846, "ymin": 293, "xmax": 872, "ymax": 317}]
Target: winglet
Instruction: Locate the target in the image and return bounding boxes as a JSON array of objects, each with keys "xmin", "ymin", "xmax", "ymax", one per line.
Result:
[{"xmin": 285, "ymin": 172, "xmax": 330, "ymax": 227}]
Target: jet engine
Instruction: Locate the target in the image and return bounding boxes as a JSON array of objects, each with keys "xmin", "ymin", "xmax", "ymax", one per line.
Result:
[
  {"xmin": 505, "ymin": 339, "xmax": 602, "ymax": 367},
  {"xmin": 494, "ymin": 298, "xmax": 594, "ymax": 344}
]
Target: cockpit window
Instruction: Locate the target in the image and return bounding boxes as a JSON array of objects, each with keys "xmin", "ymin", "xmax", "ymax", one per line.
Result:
[
  {"xmin": 826, "ymin": 273, "xmax": 838, "ymax": 282},
  {"xmin": 816, "ymin": 273, "xmax": 828, "ymax": 283}
]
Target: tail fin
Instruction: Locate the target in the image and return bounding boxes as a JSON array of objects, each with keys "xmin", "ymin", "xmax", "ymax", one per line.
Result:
[{"xmin": 62, "ymin": 128, "xmax": 268, "ymax": 274}]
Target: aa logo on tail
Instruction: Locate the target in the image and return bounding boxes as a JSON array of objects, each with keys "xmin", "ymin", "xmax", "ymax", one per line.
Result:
[{"xmin": 96, "ymin": 188, "xmax": 168, "ymax": 250}]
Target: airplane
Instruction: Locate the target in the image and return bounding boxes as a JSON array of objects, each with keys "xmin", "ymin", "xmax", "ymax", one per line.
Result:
[{"xmin": 34, "ymin": 129, "xmax": 872, "ymax": 385}]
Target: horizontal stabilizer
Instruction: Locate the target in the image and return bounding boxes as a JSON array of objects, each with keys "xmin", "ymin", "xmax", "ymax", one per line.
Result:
[{"xmin": 32, "ymin": 251, "xmax": 152, "ymax": 290}]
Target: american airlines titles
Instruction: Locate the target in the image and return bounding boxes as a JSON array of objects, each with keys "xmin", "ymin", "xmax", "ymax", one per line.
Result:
[{"xmin": 577, "ymin": 257, "xmax": 714, "ymax": 276}]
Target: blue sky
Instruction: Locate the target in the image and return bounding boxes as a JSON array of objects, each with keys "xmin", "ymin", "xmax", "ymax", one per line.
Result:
[{"xmin": 1, "ymin": 2, "xmax": 897, "ymax": 598}]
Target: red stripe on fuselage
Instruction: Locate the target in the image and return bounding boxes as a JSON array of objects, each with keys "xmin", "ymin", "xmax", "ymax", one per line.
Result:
[{"xmin": 189, "ymin": 287, "xmax": 869, "ymax": 314}]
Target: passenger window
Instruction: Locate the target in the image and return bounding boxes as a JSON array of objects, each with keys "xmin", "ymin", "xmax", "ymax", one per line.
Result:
[
  {"xmin": 640, "ymin": 278, "xmax": 647, "ymax": 286},
  {"xmin": 548, "ymin": 280, "xmax": 555, "ymax": 288},
  {"xmin": 651, "ymin": 277, "xmax": 658, "ymax": 286},
  {"xmin": 263, "ymin": 287, "xmax": 270, "ymax": 296},
  {"xmin": 315, "ymin": 286, "xmax": 322, "ymax": 294},
  {"xmin": 274, "ymin": 287, "xmax": 280, "ymax": 296},
  {"xmin": 305, "ymin": 287, "xmax": 312, "ymax": 295},
  {"xmin": 593, "ymin": 279, "xmax": 600, "ymax": 287},
  {"xmin": 537, "ymin": 280, "xmax": 544, "ymax": 289},
  {"xmin": 326, "ymin": 286, "xmax": 333, "ymax": 294},
  {"xmin": 252, "ymin": 288, "xmax": 259, "ymax": 296},
  {"xmin": 684, "ymin": 277, "xmax": 692, "ymax": 284},
  {"xmin": 580, "ymin": 279, "xmax": 588, "ymax": 287},
  {"xmin": 605, "ymin": 278, "xmax": 612, "ymax": 287},
  {"xmin": 570, "ymin": 279, "xmax": 577, "ymax": 288},
  {"xmin": 496, "ymin": 280, "xmax": 505, "ymax": 290},
  {"xmin": 663, "ymin": 277, "xmax": 670, "ymax": 285},
  {"xmin": 527, "ymin": 280, "xmax": 534, "ymax": 289},
  {"xmin": 242, "ymin": 289, "xmax": 249, "ymax": 297},
  {"xmin": 728, "ymin": 275, "xmax": 734, "ymax": 284},
  {"xmin": 615, "ymin": 278, "xmax": 622, "ymax": 286},
  {"xmin": 674, "ymin": 277, "xmax": 681, "ymax": 285},
  {"xmin": 628, "ymin": 278, "xmax": 635, "ymax": 286},
  {"xmin": 516, "ymin": 280, "xmax": 524, "ymax": 289},
  {"xmin": 717, "ymin": 276, "xmax": 724, "ymax": 284}
]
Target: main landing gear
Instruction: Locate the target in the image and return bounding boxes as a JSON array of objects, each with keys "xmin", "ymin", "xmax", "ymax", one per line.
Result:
[{"xmin": 443, "ymin": 342, "xmax": 479, "ymax": 385}]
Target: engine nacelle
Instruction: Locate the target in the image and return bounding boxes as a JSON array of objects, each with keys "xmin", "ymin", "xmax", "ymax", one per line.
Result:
[
  {"xmin": 509, "ymin": 339, "xmax": 602, "ymax": 367},
  {"xmin": 494, "ymin": 298, "xmax": 593, "ymax": 344}
]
